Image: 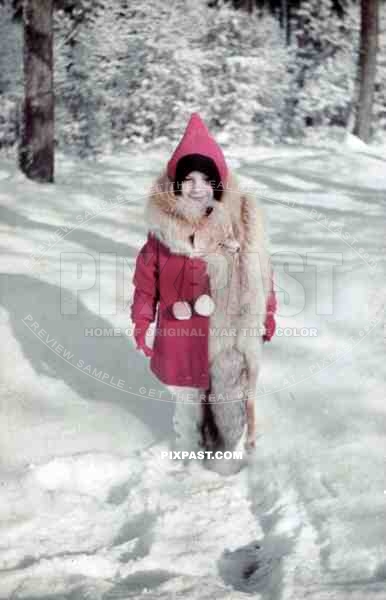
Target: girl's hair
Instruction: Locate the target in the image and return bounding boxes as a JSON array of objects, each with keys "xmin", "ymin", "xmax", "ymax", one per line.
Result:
[{"xmin": 173, "ymin": 153, "xmax": 223, "ymax": 201}]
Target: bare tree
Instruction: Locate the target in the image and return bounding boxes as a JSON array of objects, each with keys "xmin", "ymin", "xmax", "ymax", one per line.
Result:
[
  {"xmin": 353, "ymin": 0, "xmax": 378, "ymax": 143},
  {"xmin": 19, "ymin": 0, "xmax": 54, "ymax": 182}
]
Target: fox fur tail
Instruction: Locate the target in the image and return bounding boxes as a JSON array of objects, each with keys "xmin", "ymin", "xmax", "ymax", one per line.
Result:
[{"xmin": 200, "ymin": 347, "xmax": 248, "ymax": 452}]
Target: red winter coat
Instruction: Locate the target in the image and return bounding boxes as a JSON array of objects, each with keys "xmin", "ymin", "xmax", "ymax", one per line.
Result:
[{"xmin": 130, "ymin": 232, "xmax": 277, "ymax": 389}]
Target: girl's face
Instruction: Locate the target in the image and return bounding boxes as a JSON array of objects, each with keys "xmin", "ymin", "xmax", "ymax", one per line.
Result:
[{"xmin": 181, "ymin": 170, "xmax": 214, "ymax": 206}]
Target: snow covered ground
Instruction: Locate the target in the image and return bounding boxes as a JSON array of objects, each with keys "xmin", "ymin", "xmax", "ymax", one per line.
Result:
[{"xmin": 0, "ymin": 142, "xmax": 385, "ymax": 599}]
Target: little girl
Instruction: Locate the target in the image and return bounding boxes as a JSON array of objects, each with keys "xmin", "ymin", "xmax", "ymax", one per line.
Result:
[{"xmin": 130, "ymin": 113, "xmax": 277, "ymax": 451}]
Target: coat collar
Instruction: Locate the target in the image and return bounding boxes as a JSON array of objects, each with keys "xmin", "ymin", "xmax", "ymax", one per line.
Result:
[{"xmin": 144, "ymin": 170, "xmax": 245, "ymax": 256}]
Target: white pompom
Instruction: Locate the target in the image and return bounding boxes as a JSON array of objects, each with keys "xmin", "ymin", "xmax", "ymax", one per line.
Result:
[
  {"xmin": 194, "ymin": 294, "xmax": 215, "ymax": 317},
  {"xmin": 172, "ymin": 301, "xmax": 192, "ymax": 320}
]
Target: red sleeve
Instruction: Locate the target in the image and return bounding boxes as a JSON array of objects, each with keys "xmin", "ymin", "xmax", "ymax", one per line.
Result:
[
  {"xmin": 266, "ymin": 272, "xmax": 277, "ymax": 315},
  {"xmin": 263, "ymin": 269, "xmax": 278, "ymax": 342},
  {"xmin": 130, "ymin": 233, "xmax": 159, "ymax": 324}
]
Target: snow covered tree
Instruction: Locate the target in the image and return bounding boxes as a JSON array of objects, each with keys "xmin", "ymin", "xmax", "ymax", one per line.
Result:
[
  {"xmin": 54, "ymin": 0, "xmax": 104, "ymax": 156},
  {"xmin": 19, "ymin": 0, "xmax": 54, "ymax": 182},
  {"xmin": 0, "ymin": 3, "xmax": 22, "ymax": 150},
  {"xmin": 353, "ymin": 0, "xmax": 379, "ymax": 142},
  {"xmin": 4, "ymin": 0, "xmax": 383, "ymax": 155},
  {"xmin": 282, "ymin": 0, "xmax": 356, "ymax": 139}
]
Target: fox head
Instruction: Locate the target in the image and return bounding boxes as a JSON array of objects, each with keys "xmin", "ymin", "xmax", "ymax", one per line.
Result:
[{"xmin": 194, "ymin": 202, "xmax": 240, "ymax": 256}]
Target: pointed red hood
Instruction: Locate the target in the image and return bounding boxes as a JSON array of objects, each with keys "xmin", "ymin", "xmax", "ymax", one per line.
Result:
[{"xmin": 167, "ymin": 113, "xmax": 228, "ymax": 185}]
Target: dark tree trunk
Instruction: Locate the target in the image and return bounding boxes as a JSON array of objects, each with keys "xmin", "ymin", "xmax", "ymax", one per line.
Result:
[
  {"xmin": 246, "ymin": 0, "xmax": 254, "ymax": 13},
  {"xmin": 280, "ymin": 0, "xmax": 291, "ymax": 45},
  {"xmin": 353, "ymin": 0, "xmax": 378, "ymax": 143},
  {"xmin": 19, "ymin": 0, "xmax": 54, "ymax": 182}
]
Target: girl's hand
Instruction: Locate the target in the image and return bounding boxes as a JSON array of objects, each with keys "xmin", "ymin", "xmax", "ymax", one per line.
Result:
[
  {"xmin": 133, "ymin": 321, "xmax": 154, "ymax": 358},
  {"xmin": 262, "ymin": 312, "xmax": 276, "ymax": 343}
]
